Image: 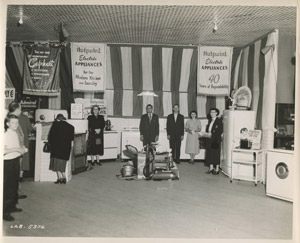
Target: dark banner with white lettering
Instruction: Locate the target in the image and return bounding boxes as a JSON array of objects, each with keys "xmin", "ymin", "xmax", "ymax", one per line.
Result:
[{"xmin": 23, "ymin": 46, "xmax": 60, "ymax": 96}]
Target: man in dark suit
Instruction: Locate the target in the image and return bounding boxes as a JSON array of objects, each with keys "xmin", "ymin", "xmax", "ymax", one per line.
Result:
[
  {"xmin": 166, "ymin": 104, "xmax": 184, "ymax": 164},
  {"xmin": 139, "ymin": 104, "xmax": 159, "ymax": 147}
]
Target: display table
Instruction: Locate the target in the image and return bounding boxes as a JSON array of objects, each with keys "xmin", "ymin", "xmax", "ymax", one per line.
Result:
[{"xmin": 230, "ymin": 148, "xmax": 263, "ymax": 186}]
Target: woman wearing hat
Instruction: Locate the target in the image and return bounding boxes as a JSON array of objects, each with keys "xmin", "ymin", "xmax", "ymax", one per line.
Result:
[{"xmin": 48, "ymin": 114, "xmax": 74, "ymax": 184}]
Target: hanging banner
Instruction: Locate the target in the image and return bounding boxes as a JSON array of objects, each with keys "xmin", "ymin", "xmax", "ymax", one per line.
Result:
[
  {"xmin": 23, "ymin": 46, "xmax": 60, "ymax": 96},
  {"xmin": 71, "ymin": 42, "xmax": 106, "ymax": 92},
  {"xmin": 197, "ymin": 46, "xmax": 232, "ymax": 96}
]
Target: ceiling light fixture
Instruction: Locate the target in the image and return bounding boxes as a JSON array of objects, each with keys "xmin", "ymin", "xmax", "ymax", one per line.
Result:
[
  {"xmin": 17, "ymin": 6, "xmax": 23, "ymax": 27},
  {"xmin": 213, "ymin": 22, "xmax": 218, "ymax": 33},
  {"xmin": 54, "ymin": 23, "xmax": 70, "ymax": 42},
  {"xmin": 137, "ymin": 91, "xmax": 158, "ymax": 97}
]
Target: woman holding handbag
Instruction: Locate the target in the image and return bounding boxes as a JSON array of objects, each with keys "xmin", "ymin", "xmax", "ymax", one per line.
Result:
[
  {"xmin": 87, "ymin": 105, "xmax": 105, "ymax": 170},
  {"xmin": 48, "ymin": 114, "xmax": 74, "ymax": 184},
  {"xmin": 205, "ymin": 108, "xmax": 223, "ymax": 175}
]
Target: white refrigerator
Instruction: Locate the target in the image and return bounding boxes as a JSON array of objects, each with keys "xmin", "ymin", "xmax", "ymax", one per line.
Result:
[{"xmin": 221, "ymin": 110, "xmax": 255, "ymax": 176}]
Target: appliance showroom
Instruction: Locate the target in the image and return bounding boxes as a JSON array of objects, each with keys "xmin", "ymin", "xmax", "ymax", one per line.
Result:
[{"xmin": 1, "ymin": 1, "xmax": 299, "ymax": 242}]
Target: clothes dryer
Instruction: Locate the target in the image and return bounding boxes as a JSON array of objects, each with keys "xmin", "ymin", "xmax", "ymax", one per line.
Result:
[{"xmin": 266, "ymin": 149, "xmax": 294, "ymax": 202}]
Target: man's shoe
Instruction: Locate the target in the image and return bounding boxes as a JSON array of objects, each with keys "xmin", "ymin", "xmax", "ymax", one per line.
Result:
[
  {"xmin": 18, "ymin": 195, "xmax": 27, "ymax": 199},
  {"xmin": 3, "ymin": 213, "xmax": 15, "ymax": 221},
  {"xmin": 10, "ymin": 207, "xmax": 22, "ymax": 213}
]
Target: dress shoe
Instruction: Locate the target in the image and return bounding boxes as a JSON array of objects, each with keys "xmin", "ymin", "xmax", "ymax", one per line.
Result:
[
  {"xmin": 213, "ymin": 170, "xmax": 220, "ymax": 175},
  {"xmin": 3, "ymin": 213, "xmax": 15, "ymax": 221},
  {"xmin": 175, "ymin": 161, "xmax": 180, "ymax": 164},
  {"xmin": 19, "ymin": 177, "xmax": 24, "ymax": 183},
  {"xmin": 54, "ymin": 179, "xmax": 61, "ymax": 184},
  {"xmin": 96, "ymin": 161, "xmax": 102, "ymax": 166},
  {"xmin": 10, "ymin": 207, "xmax": 22, "ymax": 213},
  {"xmin": 18, "ymin": 195, "xmax": 27, "ymax": 199},
  {"xmin": 205, "ymin": 169, "xmax": 214, "ymax": 174},
  {"xmin": 60, "ymin": 178, "xmax": 66, "ymax": 184}
]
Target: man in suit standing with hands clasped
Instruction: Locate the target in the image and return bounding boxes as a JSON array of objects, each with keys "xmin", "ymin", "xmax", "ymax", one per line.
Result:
[
  {"xmin": 139, "ymin": 104, "xmax": 160, "ymax": 147},
  {"xmin": 167, "ymin": 104, "xmax": 184, "ymax": 164}
]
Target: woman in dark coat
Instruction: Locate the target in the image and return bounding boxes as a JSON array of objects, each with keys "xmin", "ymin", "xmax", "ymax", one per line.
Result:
[
  {"xmin": 87, "ymin": 105, "xmax": 105, "ymax": 169},
  {"xmin": 48, "ymin": 114, "xmax": 74, "ymax": 184},
  {"xmin": 205, "ymin": 108, "xmax": 223, "ymax": 175}
]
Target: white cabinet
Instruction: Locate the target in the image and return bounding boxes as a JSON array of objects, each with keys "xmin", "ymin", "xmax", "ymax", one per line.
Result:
[
  {"xmin": 221, "ymin": 110, "xmax": 255, "ymax": 177},
  {"xmin": 100, "ymin": 131, "xmax": 119, "ymax": 160},
  {"xmin": 85, "ymin": 131, "xmax": 120, "ymax": 161},
  {"xmin": 230, "ymin": 149, "xmax": 263, "ymax": 185}
]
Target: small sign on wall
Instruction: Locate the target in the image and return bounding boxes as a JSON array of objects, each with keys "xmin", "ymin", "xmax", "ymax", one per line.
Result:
[
  {"xmin": 71, "ymin": 103, "xmax": 84, "ymax": 119},
  {"xmin": 5, "ymin": 88, "xmax": 15, "ymax": 100}
]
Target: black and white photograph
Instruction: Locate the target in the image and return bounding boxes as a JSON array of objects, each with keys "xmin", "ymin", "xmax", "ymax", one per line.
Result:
[{"xmin": 1, "ymin": 0, "xmax": 299, "ymax": 242}]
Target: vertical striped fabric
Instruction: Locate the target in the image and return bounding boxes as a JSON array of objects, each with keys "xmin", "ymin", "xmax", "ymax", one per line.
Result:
[
  {"xmin": 106, "ymin": 45, "xmax": 225, "ymax": 118},
  {"xmin": 230, "ymin": 31, "xmax": 278, "ymax": 130}
]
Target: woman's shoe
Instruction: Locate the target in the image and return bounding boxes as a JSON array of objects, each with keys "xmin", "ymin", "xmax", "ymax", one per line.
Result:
[
  {"xmin": 96, "ymin": 161, "xmax": 102, "ymax": 166},
  {"xmin": 205, "ymin": 169, "xmax": 214, "ymax": 174},
  {"xmin": 91, "ymin": 162, "xmax": 95, "ymax": 166},
  {"xmin": 19, "ymin": 177, "xmax": 24, "ymax": 183},
  {"xmin": 213, "ymin": 170, "xmax": 220, "ymax": 175},
  {"xmin": 54, "ymin": 179, "xmax": 61, "ymax": 184},
  {"xmin": 60, "ymin": 178, "xmax": 66, "ymax": 184},
  {"xmin": 191, "ymin": 160, "xmax": 194, "ymax": 164}
]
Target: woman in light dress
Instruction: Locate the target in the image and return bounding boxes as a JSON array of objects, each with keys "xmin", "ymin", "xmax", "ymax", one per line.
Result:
[{"xmin": 185, "ymin": 110, "xmax": 202, "ymax": 164}]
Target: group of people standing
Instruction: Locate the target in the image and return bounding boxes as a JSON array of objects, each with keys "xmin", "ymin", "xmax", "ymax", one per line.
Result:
[{"xmin": 139, "ymin": 104, "xmax": 223, "ymax": 174}]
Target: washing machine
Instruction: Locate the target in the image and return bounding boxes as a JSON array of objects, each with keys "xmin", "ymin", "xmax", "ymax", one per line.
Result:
[{"xmin": 266, "ymin": 149, "xmax": 294, "ymax": 202}]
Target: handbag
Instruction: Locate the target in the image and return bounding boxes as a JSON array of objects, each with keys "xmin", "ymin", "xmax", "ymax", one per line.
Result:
[
  {"xmin": 95, "ymin": 138, "xmax": 101, "ymax": 145},
  {"xmin": 43, "ymin": 142, "xmax": 51, "ymax": 153}
]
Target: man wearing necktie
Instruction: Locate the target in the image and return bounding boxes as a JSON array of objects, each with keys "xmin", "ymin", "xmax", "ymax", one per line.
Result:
[
  {"xmin": 139, "ymin": 104, "xmax": 159, "ymax": 147},
  {"xmin": 166, "ymin": 104, "xmax": 184, "ymax": 164}
]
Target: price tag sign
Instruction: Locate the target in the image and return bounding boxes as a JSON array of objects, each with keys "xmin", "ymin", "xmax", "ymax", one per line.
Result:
[
  {"xmin": 5, "ymin": 88, "xmax": 15, "ymax": 100},
  {"xmin": 197, "ymin": 46, "xmax": 233, "ymax": 96}
]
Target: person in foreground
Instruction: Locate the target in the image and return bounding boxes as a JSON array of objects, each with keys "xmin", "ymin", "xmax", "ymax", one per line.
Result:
[
  {"xmin": 48, "ymin": 114, "xmax": 74, "ymax": 184},
  {"xmin": 3, "ymin": 114, "xmax": 28, "ymax": 221},
  {"xmin": 205, "ymin": 108, "xmax": 223, "ymax": 175}
]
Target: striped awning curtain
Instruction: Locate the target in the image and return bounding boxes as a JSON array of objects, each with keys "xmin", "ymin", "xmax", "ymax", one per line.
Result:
[
  {"xmin": 105, "ymin": 45, "xmax": 226, "ymax": 118},
  {"xmin": 230, "ymin": 31, "xmax": 278, "ymax": 129}
]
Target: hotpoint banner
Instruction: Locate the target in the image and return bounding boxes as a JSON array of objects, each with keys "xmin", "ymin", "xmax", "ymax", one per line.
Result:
[
  {"xmin": 197, "ymin": 46, "xmax": 233, "ymax": 96},
  {"xmin": 71, "ymin": 42, "xmax": 106, "ymax": 92},
  {"xmin": 23, "ymin": 46, "xmax": 60, "ymax": 96}
]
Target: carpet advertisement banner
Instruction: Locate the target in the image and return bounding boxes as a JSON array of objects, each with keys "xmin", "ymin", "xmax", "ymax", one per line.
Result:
[
  {"xmin": 23, "ymin": 46, "xmax": 60, "ymax": 96},
  {"xmin": 197, "ymin": 46, "xmax": 232, "ymax": 96},
  {"xmin": 71, "ymin": 43, "xmax": 106, "ymax": 92}
]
